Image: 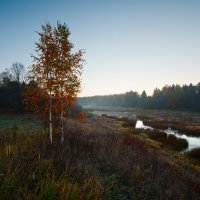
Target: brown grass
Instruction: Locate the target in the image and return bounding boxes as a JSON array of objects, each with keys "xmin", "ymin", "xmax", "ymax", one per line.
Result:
[
  {"xmin": 140, "ymin": 118, "xmax": 200, "ymax": 137},
  {"xmin": 185, "ymin": 148, "xmax": 200, "ymax": 163},
  {"xmin": 0, "ymin": 115, "xmax": 199, "ymax": 199},
  {"xmin": 167, "ymin": 134, "xmax": 188, "ymax": 151},
  {"xmin": 171, "ymin": 124, "xmax": 200, "ymax": 137},
  {"xmin": 144, "ymin": 120, "xmax": 169, "ymax": 130},
  {"xmin": 142, "ymin": 129, "xmax": 188, "ymax": 151},
  {"xmin": 67, "ymin": 119, "xmax": 200, "ymax": 199}
]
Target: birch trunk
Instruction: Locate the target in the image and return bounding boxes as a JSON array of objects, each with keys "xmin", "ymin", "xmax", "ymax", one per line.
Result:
[
  {"xmin": 49, "ymin": 94, "xmax": 53, "ymax": 144},
  {"xmin": 60, "ymin": 97, "xmax": 64, "ymax": 143}
]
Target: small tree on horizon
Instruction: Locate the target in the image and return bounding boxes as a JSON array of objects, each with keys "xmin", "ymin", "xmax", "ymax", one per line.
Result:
[{"xmin": 11, "ymin": 62, "xmax": 25, "ymax": 83}]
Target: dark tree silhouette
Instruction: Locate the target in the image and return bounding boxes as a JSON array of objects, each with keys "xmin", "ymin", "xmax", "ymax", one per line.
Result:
[
  {"xmin": 78, "ymin": 83, "xmax": 200, "ymax": 111},
  {"xmin": 10, "ymin": 62, "xmax": 25, "ymax": 83}
]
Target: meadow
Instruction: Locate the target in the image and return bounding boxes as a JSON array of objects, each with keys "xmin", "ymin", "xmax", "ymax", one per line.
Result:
[{"xmin": 0, "ymin": 113, "xmax": 200, "ymax": 199}]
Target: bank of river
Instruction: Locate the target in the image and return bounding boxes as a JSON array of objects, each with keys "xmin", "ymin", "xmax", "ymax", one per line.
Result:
[
  {"xmin": 89, "ymin": 109, "xmax": 200, "ymax": 151},
  {"xmin": 135, "ymin": 120, "xmax": 200, "ymax": 151}
]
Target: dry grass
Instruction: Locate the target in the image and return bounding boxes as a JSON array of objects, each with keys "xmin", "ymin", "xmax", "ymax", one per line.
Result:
[
  {"xmin": 171, "ymin": 124, "xmax": 200, "ymax": 137},
  {"xmin": 141, "ymin": 129, "xmax": 188, "ymax": 151},
  {"xmin": 137, "ymin": 113, "xmax": 200, "ymax": 137},
  {"xmin": 185, "ymin": 148, "xmax": 200, "ymax": 164},
  {"xmin": 0, "ymin": 115, "xmax": 200, "ymax": 199},
  {"xmin": 143, "ymin": 120, "xmax": 169, "ymax": 130},
  {"xmin": 67, "ymin": 119, "xmax": 200, "ymax": 199},
  {"xmin": 167, "ymin": 134, "xmax": 188, "ymax": 151}
]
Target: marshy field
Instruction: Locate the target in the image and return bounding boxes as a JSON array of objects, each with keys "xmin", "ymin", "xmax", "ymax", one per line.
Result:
[
  {"xmin": 1, "ymin": 1, "xmax": 200, "ymax": 199},
  {"xmin": 0, "ymin": 109, "xmax": 200, "ymax": 200}
]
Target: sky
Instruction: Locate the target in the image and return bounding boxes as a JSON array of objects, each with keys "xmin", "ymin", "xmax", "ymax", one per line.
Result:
[{"xmin": 0, "ymin": 0, "xmax": 200, "ymax": 97}]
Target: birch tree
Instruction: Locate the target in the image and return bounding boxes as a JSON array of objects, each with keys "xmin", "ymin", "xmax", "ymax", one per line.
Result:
[
  {"xmin": 54, "ymin": 23, "xmax": 83, "ymax": 143},
  {"xmin": 26, "ymin": 22, "xmax": 84, "ymax": 144},
  {"xmin": 30, "ymin": 23, "xmax": 57, "ymax": 144}
]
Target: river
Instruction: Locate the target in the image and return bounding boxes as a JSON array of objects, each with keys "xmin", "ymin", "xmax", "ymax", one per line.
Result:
[{"xmin": 89, "ymin": 109, "xmax": 200, "ymax": 151}]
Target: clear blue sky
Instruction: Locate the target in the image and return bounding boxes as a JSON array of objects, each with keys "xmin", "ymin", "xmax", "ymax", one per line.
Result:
[{"xmin": 1, "ymin": 0, "xmax": 200, "ymax": 96}]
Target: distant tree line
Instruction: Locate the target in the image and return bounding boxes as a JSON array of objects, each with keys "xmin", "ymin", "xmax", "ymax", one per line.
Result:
[
  {"xmin": 0, "ymin": 23, "xmax": 84, "ymax": 135},
  {"xmin": 0, "ymin": 22, "xmax": 85, "ymax": 145},
  {"xmin": 0, "ymin": 63, "xmax": 25, "ymax": 113},
  {"xmin": 77, "ymin": 83, "xmax": 200, "ymax": 111},
  {"xmin": 1, "ymin": 63, "xmax": 200, "ymax": 113},
  {"xmin": 0, "ymin": 62, "xmax": 83, "ymax": 116}
]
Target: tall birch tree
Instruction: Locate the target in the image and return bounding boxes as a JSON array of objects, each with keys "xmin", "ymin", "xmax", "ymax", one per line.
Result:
[
  {"xmin": 54, "ymin": 23, "xmax": 83, "ymax": 143},
  {"xmin": 27, "ymin": 22, "xmax": 84, "ymax": 144},
  {"xmin": 30, "ymin": 24, "xmax": 57, "ymax": 144}
]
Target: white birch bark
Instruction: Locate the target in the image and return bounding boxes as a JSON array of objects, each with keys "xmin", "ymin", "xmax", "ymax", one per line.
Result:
[
  {"xmin": 60, "ymin": 97, "xmax": 64, "ymax": 143},
  {"xmin": 49, "ymin": 93, "xmax": 53, "ymax": 144}
]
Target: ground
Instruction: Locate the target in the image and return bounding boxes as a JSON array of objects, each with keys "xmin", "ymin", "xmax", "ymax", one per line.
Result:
[{"xmin": 0, "ymin": 113, "xmax": 200, "ymax": 200}]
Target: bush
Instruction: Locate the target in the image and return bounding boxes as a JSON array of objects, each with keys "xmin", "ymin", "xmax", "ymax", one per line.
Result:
[
  {"xmin": 185, "ymin": 148, "xmax": 200, "ymax": 161},
  {"xmin": 167, "ymin": 134, "xmax": 188, "ymax": 151},
  {"xmin": 142, "ymin": 130, "xmax": 188, "ymax": 151},
  {"xmin": 171, "ymin": 124, "xmax": 200, "ymax": 137},
  {"xmin": 143, "ymin": 129, "xmax": 167, "ymax": 143},
  {"xmin": 144, "ymin": 120, "xmax": 168, "ymax": 130}
]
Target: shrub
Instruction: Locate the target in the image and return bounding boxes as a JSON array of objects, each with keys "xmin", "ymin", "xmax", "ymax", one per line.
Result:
[
  {"xmin": 143, "ymin": 129, "xmax": 167, "ymax": 143},
  {"xmin": 185, "ymin": 148, "xmax": 200, "ymax": 162},
  {"xmin": 142, "ymin": 130, "xmax": 188, "ymax": 151},
  {"xmin": 143, "ymin": 120, "xmax": 168, "ymax": 130},
  {"xmin": 123, "ymin": 135, "xmax": 145, "ymax": 149},
  {"xmin": 166, "ymin": 134, "xmax": 188, "ymax": 151}
]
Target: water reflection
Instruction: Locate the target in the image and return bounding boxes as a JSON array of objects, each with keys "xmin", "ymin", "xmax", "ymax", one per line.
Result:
[
  {"xmin": 135, "ymin": 120, "xmax": 153, "ymax": 130},
  {"xmin": 88, "ymin": 109, "xmax": 200, "ymax": 151},
  {"xmin": 135, "ymin": 120, "xmax": 200, "ymax": 151},
  {"xmin": 164, "ymin": 128, "xmax": 200, "ymax": 151}
]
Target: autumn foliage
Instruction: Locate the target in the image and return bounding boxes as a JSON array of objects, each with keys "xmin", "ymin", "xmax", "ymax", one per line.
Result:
[{"xmin": 24, "ymin": 22, "xmax": 84, "ymax": 143}]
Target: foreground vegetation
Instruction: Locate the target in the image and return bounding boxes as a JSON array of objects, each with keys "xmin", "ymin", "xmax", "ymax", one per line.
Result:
[
  {"xmin": 0, "ymin": 115, "xmax": 200, "ymax": 200},
  {"xmin": 140, "ymin": 129, "xmax": 188, "ymax": 151}
]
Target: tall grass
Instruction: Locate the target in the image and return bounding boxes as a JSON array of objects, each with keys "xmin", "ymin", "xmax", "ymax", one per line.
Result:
[
  {"xmin": 142, "ymin": 129, "xmax": 188, "ymax": 151},
  {"xmin": 142, "ymin": 118, "xmax": 200, "ymax": 137},
  {"xmin": 67, "ymin": 120, "xmax": 200, "ymax": 199},
  {"xmin": 0, "ymin": 124, "xmax": 103, "ymax": 199},
  {"xmin": 167, "ymin": 134, "xmax": 188, "ymax": 151},
  {"xmin": 185, "ymin": 148, "xmax": 200, "ymax": 164},
  {"xmin": 0, "ymin": 116, "xmax": 199, "ymax": 199}
]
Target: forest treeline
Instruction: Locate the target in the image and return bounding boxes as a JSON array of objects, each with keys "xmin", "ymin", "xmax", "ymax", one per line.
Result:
[
  {"xmin": 0, "ymin": 63, "xmax": 25, "ymax": 113},
  {"xmin": 0, "ymin": 63, "xmax": 81, "ymax": 115},
  {"xmin": 78, "ymin": 83, "xmax": 200, "ymax": 111},
  {"xmin": 1, "ymin": 64, "xmax": 200, "ymax": 112},
  {"xmin": 1, "ymin": 22, "xmax": 85, "ymax": 146}
]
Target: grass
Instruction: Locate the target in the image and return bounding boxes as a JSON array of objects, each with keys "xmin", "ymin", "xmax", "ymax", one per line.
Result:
[
  {"xmin": 171, "ymin": 124, "xmax": 200, "ymax": 137},
  {"xmin": 185, "ymin": 148, "xmax": 200, "ymax": 164},
  {"xmin": 0, "ymin": 114, "xmax": 42, "ymax": 129},
  {"xmin": 143, "ymin": 119, "xmax": 169, "ymax": 130},
  {"xmin": 167, "ymin": 134, "xmax": 188, "ymax": 151},
  {"xmin": 142, "ymin": 118, "xmax": 200, "ymax": 137},
  {"xmin": 0, "ymin": 121, "xmax": 103, "ymax": 199},
  {"xmin": 0, "ymin": 115, "xmax": 200, "ymax": 199},
  {"xmin": 140, "ymin": 129, "xmax": 188, "ymax": 151}
]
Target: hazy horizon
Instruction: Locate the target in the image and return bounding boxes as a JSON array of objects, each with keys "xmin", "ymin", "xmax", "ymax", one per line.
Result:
[
  {"xmin": 1, "ymin": 0, "xmax": 200, "ymax": 97},
  {"xmin": 78, "ymin": 81, "xmax": 200, "ymax": 98}
]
